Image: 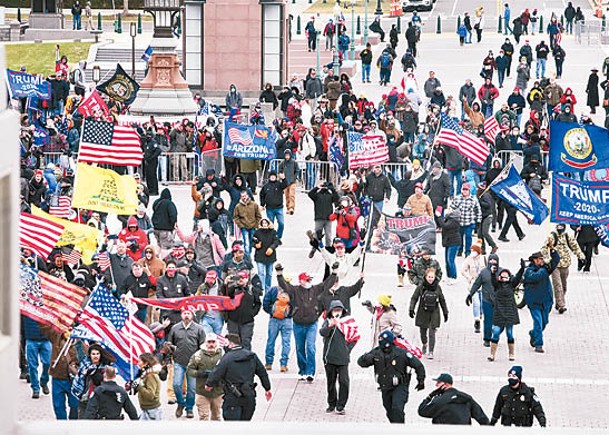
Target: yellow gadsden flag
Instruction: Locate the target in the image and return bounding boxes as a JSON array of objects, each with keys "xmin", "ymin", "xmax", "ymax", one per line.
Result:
[
  {"xmin": 72, "ymin": 163, "xmax": 138, "ymax": 215},
  {"xmin": 32, "ymin": 206, "xmax": 99, "ymax": 265}
]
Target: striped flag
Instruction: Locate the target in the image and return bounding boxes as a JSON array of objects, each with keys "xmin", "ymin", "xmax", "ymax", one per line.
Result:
[
  {"xmin": 71, "ymin": 284, "xmax": 155, "ymax": 381},
  {"xmin": 20, "ymin": 212, "xmax": 65, "ymax": 260},
  {"xmin": 336, "ymin": 316, "xmax": 361, "ymax": 344},
  {"xmin": 98, "ymin": 252, "xmax": 111, "ymax": 272},
  {"xmin": 484, "ymin": 116, "xmax": 501, "ymax": 144},
  {"xmin": 49, "ymin": 196, "xmax": 72, "ymax": 219},
  {"xmin": 19, "ymin": 265, "xmax": 88, "ymax": 333},
  {"xmin": 346, "ymin": 131, "xmax": 389, "ymax": 169},
  {"xmin": 394, "ymin": 335, "xmax": 423, "ymax": 359},
  {"xmin": 61, "ymin": 247, "xmax": 82, "ymax": 266},
  {"xmin": 227, "ymin": 126, "xmax": 253, "ymax": 146},
  {"xmin": 436, "ymin": 113, "xmax": 490, "ymax": 166},
  {"xmin": 79, "ymin": 119, "xmax": 143, "ymax": 167}
]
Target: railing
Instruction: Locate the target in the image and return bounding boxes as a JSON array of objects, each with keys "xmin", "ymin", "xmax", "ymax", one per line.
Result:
[
  {"xmin": 575, "ymin": 21, "xmax": 609, "ymax": 45},
  {"xmin": 262, "ymin": 159, "xmax": 342, "ymax": 191}
]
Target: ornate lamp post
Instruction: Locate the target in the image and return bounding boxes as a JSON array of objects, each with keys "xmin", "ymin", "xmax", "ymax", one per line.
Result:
[
  {"xmin": 92, "ymin": 65, "xmax": 101, "ymax": 85},
  {"xmin": 375, "ymin": 0, "xmax": 383, "ymax": 15},
  {"xmin": 349, "ymin": 0, "xmax": 355, "ymax": 60},
  {"xmin": 130, "ymin": 22, "xmax": 137, "ymax": 77},
  {"xmin": 333, "ymin": 2, "xmax": 341, "ymax": 76},
  {"xmin": 364, "ymin": 0, "xmax": 369, "ymax": 45}
]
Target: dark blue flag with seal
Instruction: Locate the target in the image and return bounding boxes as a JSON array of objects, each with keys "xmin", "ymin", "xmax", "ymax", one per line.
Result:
[
  {"xmin": 549, "ymin": 120, "xmax": 609, "ymax": 172},
  {"xmin": 96, "ymin": 63, "xmax": 140, "ymax": 106}
]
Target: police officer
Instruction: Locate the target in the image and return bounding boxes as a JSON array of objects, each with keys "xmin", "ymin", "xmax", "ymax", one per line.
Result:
[
  {"xmin": 418, "ymin": 373, "xmax": 490, "ymax": 425},
  {"xmin": 205, "ymin": 333, "xmax": 272, "ymax": 421},
  {"xmin": 82, "ymin": 366, "xmax": 138, "ymax": 420},
  {"xmin": 357, "ymin": 330, "xmax": 426, "ymax": 423},
  {"xmin": 490, "ymin": 365, "xmax": 546, "ymax": 427}
]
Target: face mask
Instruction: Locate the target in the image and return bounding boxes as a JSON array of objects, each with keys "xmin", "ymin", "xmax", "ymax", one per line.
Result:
[
  {"xmin": 303, "ymin": 283, "xmax": 312, "ymax": 289},
  {"xmin": 508, "ymin": 378, "xmax": 519, "ymax": 387},
  {"xmin": 557, "ymin": 227, "xmax": 565, "ymax": 234}
]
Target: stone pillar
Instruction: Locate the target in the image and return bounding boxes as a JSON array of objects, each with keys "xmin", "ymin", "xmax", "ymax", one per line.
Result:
[{"xmin": 184, "ymin": 1, "xmax": 204, "ymax": 88}]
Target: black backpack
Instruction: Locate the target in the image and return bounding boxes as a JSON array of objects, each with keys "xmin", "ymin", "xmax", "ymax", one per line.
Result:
[{"xmin": 422, "ymin": 290, "xmax": 439, "ymax": 312}]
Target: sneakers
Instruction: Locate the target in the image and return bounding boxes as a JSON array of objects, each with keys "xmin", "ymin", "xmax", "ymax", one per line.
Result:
[
  {"xmin": 32, "ymin": 392, "xmax": 40, "ymax": 399},
  {"xmin": 427, "ymin": 352, "xmax": 434, "ymax": 360},
  {"xmin": 168, "ymin": 399, "xmax": 176, "ymax": 405},
  {"xmin": 265, "ymin": 364, "xmax": 272, "ymax": 371},
  {"xmin": 280, "ymin": 366, "xmax": 288, "ymax": 373},
  {"xmin": 483, "ymin": 340, "xmax": 491, "ymax": 347},
  {"xmin": 326, "ymin": 406, "xmax": 335, "ymax": 413},
  {"xmin": 42, "ymin": 384, "xmax": 50, "ymax": 395},
  {"xmin": 518, "ymin": 234, "xmax": 526, "ymax": 241},
  {"xmin": 306, "ymin": 375, "xmax": 314, "ymax": 383},
  {"xmin": 19, "ymin": 370, "xmax": 27, "ymax": 380},
  {"xmin": 336, "ymin": 407, "xmax": 346, "ymax": 415},
  {"xmin": 298, "ymin": 375, "xmax": 307, "ymax": 381},
  {"xmin": 474, "ymin": 320, "xmax": 481, "ymax": 333},
  {"xmin": 175, "ymin": 405, "xmax": 185, "ymax": 418},
  {"xmin": 535, "ymin": 346, "xmax": 545, "ymax": 353},
  {"xmin": 186, "ymin": 410, "xmax": 194, "ymax": 419},
  {"xmin": 558, "ymin": 307, "xmax": 567, "ymax": 314},
  {"xmin": 529, "ymin": 331, "xmax": 535, "ymax": 348},
  {"xmin": 498, "ymin": 237, "xmax": 510, "ymax": 242}
]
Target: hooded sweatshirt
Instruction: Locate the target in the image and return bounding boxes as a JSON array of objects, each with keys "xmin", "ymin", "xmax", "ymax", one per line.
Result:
[
  {"xmin": 152, "ymin": 188, "xmax": 178, "ymax": 231},
  {"xmin": 469, "ymin": 253, "xmax": 499, "ymax": 303},
  {"xmin": 319, "ymin": 300, "xmax": 351, "ymax": 366},
  {"xmin": 118, "ymin": 216, "xmax": 148, "ymax": 261},
  {"xmin": 137, "ymin": 245, "xmax": 166, "ymax": 286}
]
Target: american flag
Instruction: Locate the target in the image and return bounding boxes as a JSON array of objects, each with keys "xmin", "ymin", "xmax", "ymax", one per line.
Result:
[
  {"xmin": 336, "ymin": 316, "xmax": 361, "ymax": 344},
  {"xmin": 19, "ymin": 265, "xmax": 88, "ymax": 333},
  {"xmin": 20, "ymin": 212, "xmax": 65, "ymax": 260},
  {"xmin": 347, "ymin": 131, "xmax": 389, "ymax": 169},
  {"xmin": 98, "ymin": 252, "xmax": 111, "ymax": 272},
  {"xmin": 61, "ymin": 247, "xmax": 82, "ymax": 265},
  {"xmin": 71, "ymin": 284, "xmax": 155, "ymax": 381},
  {"xmin": 227, "ymin": 127, "xmax": 253, "ymax": 146},
  {"xmin": 394, "ymin": 335, "xmax": 423, "ymax": 359},
  {"xmin": 79, "ymin": 119, "xmax": 143, "ymax": 167},
  {"xmin": 49, "ymin": 196, "xmax": 72, "ymax": 219},
  {"xmin": 436, "ymin": 113, "xmax": 490, "ymax": 166},
  {"xmin": 484, "ymin": 116, "xmax": 501, "ymax": 144}
]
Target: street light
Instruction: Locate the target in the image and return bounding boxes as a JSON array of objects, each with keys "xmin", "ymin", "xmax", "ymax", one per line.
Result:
[
  {"xmin": 92, "ymin": 65, "xmax": 101, "ymax": 85},
  {"xmin": 375, "ymin": 0, "xmax": 383, "ymax": 15},
  {"xmin": 130, "ymin": 22, "xmax": 137, "ymax": 77},
  {"xmin": 349, "ymin": 0, "xmax": 356, "ymax": 60},
  {"xmin": 143, "ymin": 0, "xmax": 181, "ymax": 39},
  {"xmin": 333, "ymin": 2, "xmax": 341, "ymax": 76},
  {"xmin": 364, "ymin": 0, "xmax": 369, "ymax": 45}
]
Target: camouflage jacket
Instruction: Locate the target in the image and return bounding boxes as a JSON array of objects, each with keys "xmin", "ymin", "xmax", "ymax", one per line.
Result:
[{"xmin": 541, "ymin": 231, "xmax": 584, "ymax": 268}]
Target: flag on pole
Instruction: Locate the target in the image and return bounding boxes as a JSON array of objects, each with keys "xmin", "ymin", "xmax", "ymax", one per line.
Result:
[
  {"xmin": 436, "ymin": 113, "xmax": 490, "ymax": 165},
  {"xmin": 71, "ymin": 284, "xmax": 155, "ymax": 381},
  {"xmin": 61, "ymin": 246, "xmax": 82, "ymax": 266},
  {"xmin": 78, "ymin": 119, "xmax": 143, "ymax": 167},
  {"xmin": 77, "ymin": 89, "xmax": 112, "ymax": 121},
  {"xmin": 49, "ymin": 196, "xmax": 73, "ymax": 219},
  {"xmin": 19, "ymin": 212, "xmax": 65, "ymax": 260},
  {"xmin": 484, "ymin": 115, "xmax": 500, "ymax": 144},
  {"xmin": 98, "ymin": 252, "xmax": 111, "ymax": 272},
  {"xmin": 346, "ymin": 131, "xmax": 389, "ymax": 169},
  {"xmin": 336, "ymin": 316, "xmax": 361, "ymax": 344},
  {"xmin": 19, "ymin": 265, "xmax": 88, "ymax": 333},
  {"xmin": 141, "ymin": 46, "xmax": 154, "ymax": 63}
]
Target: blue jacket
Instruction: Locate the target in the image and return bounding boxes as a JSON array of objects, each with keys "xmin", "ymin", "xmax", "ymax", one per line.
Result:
[{"xmin": 523, "ymin": 251, "xmax": 560, "ymax": 308}]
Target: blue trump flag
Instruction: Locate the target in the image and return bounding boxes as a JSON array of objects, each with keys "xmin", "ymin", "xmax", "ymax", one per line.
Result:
[
  {"xmin": 6, "ymin": 69, "xmax": 51, "ymax": 99},
  {"xmin": 549, "ymin": 120, "xmax": 609, "ymax": 172},
  {"xmin": 223, "ymin": 121, "xmax": 276, "ymax": 160},
  {"xmin": 551, "ymin": 175, "xmax": 609, "ymax": 225},
  {"xmin": 489, "ymin": 161, "xmax": 549, "ymax": 225}
]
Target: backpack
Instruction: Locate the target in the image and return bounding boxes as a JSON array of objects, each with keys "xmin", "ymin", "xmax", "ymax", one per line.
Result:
[
  {"xmin": 528, "ymin": 176, "xmax": 541, "ymax": 193},
  {"xmin": 272, "ymin": 290, "xmax": 291, "ymax": 319},
  {"xmin": 69, "ymin": 70, "xmax": 76, "ymax": 85},
  {"xmin": 421, "ymin": 290, "xmax": 439, "ymax": 312},
  {"xmin": 380, "ymin": 52, "xmax": 391, "ymax": 68}
]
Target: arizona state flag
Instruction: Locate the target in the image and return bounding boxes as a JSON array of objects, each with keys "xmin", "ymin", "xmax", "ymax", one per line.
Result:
[
  {"xmin": 96, "ymin": 64, "xmax": 140, "ymax": 105},
  {"xmin": 32, "ymin": 205, "xmax": 100, "ymax": 265},
  {"xmin": 72, "ymin": 163, "xmax": 138, "ymax": 215}
]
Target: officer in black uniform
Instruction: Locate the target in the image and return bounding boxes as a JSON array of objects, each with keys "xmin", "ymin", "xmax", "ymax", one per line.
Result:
[
  {"xmin": 357, "ymin": 330, "xmax": 426, "ymax": 423},
  {"xmin": 82, "ymin": 366, "xmax": 139, "ymax": 420},
  {"xmin": 205, "ymin": 333, "xmax": 272, "ymax": 421},
  {"xmin": 490, "ymin": 365, "xmax": 546, "ymax": 427}
]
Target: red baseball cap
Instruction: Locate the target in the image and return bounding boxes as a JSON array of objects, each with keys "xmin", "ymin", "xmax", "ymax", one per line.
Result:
[
  {"xmin": 298, "ymin": 272, "xmax": 312, "ymax": 281},
  {"xmin": 237, "ymin": 270, "xmax": 250, "ymax": 279}
]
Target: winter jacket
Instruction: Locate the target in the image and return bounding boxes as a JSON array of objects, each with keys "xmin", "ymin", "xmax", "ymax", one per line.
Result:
[
  {"xmin": 491, "ymin": 275, "xmax": 521, "ymax": 327},
  {"xmin": 459, "ymin": 84, "xmax": 477, "ymax": 106},
  {"xmin": 443, "ymin": 145, "xmax": 464, "ymax": 171},
  {"xmin": 253, "ymin": 227, "xmax": 281, "ymax": 263},
  {"xmin": 119, "ymin": 272, "xmax": 154, "ymax": 304},
  {"xmin": 137, "ymin": 245, "xmax": 166, "ymax": 286},
  {"xmin": 438, "ymin": 212, "xmax": 461, "ymax": 247},
  {"xmin": 319, "ymin": 301, "xmax": 352, "ymax": 366},
  {"xmin": 541, "ymin": 230, "xmax": 583, "ymax": 269},
  {"xmin": 137, "ymin": 371, "xmax": 161, "ymax": 410},
  {"xmin": 176, "ymin": 227, "xmax": 226, "ymax": 267},
  {"xmin": 463, "ymin": 100, "xmax": 485, "ymax": 128},
  {"xmin": 166, "ymin": 321, "xmax": 206, "ymax": 366},
  {"xmin": 23, "ymin": 316, "xmax": 48, "ymax": 341},
  {"xmin": 260, "ymin": 178, "xmax": 288, "ymax": 209},
  {"xmin": 279, "ymin": 151, "xmax": 300, "ymax": 185},
  {"xmin": 408, "ymin": 257, "xmax": 443, "ymax": 286},
  {"xmin": 225, "ymin": 281, "xmax": 263, "ymax": 325},
  {"xmin": 491, "ymin": 383, "xmax": 546, "ymax": 427},
  {"xmin": 42, "ymin": 326, "xmax": 78, "ymax": 380},
  {"xmin": 118, "ymin": 216, "xmax": 148, "ymax": 261},
  {"xmin": 152, "ymin": 189, "xmax": 178, "ymax": 231},
  {"xmin": 364, "ymin": 172, "xmax": 392, "ymax": 202},
  {"xmin": 317, "ymin": 278, "xmax": 364, "ymax": 315},
  {"xmin": 263, "ymin": 286, "xmax": 293, "ymax": 318},
  {"xmin": 329, "ymin": 206, "xmax": 360, "ymax": 242},
  {"xmin": 469, "ymin": 254, "xmax": 499, "ymax": 304},
  {"xmin": 478, "ymin": 191, "xmax": 495, "ymax": 219},
  {"xmin": 461, "ymin": 252, "xmax": 487, "ymax": 285},
  {"xmin": 406, "ymin": 193, "xmax": 433, "ymax": 217},
  {"xmin": 522, "ymin": 250, "xmax": 560, "ymax": 308},
  {"xmin": 308, "ymin": 185, "xmax": 339, "ymax": 220},
  {"xmin": 418, "ymin": 387, "xmax": 490, "ymax": 425},
  {"xmin": 105, "ymin": 253, "xmax": 134, "ymax": 290},
  {"xmin": 233, "ymin": 199, "xmax": 262, "ymax": 230},
  {"xmin": 409, "ymin": 278, "xmax": 448, "ymax": 329},
  {"xmin": 320, "ymin": 246, "xmax": 363, "ymax": 286},
  {"xmin": 156, "ymin": 273, "xmax": 191, "ymax": 324},
  {"xmin": 187, "ymin": 346, "xmax": 223, "ymax": 397},
  {"xmin": 277, "ymin": 271, "xmax": 337, "ymax": 325},
  {"xmin": 425, "ymin": 171, "xmax": 451, "ymax": 209}
]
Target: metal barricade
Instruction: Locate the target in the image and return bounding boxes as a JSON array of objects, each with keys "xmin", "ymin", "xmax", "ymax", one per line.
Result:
[
  {"xmin": 380, "ymin": 162, "xmax": 412, "ymax": 181},
  {"xmin": 261, "ymin": 159, "xmax": 341, "ymax": 191},
  {"xmin": 575, "ymin": 21, "xmax": 608, "ymax": 45},
  {"xmin": 158, "ymin": 152, "xmax": 199, "ymax": 184}
]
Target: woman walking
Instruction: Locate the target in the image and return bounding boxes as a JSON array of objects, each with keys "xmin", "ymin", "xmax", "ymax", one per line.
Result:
[
  {"xmin": 136, "ymin": 353, "xmax": 163, "ymax": 420},
  {"xmin": 488, "ymin": 266, "xmax": 523, "ymax": 362},
  {"xmin": 409, "ymin": 268, "xmax": 449, "ymax": 359}
]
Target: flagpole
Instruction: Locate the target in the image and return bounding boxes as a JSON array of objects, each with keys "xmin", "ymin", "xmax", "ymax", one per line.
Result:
[{"xmin": 52, "ymin": 337, "xmax": 72, "ymax": 369}]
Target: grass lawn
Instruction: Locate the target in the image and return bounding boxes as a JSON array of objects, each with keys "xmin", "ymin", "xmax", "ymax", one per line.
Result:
[
  {"xmin": 305, "ymin": 0, "xmax": 392, "ymax": 15},
  {"xmin": 5, "ymin": 42, "xmax": 94, "ymax": 76}
]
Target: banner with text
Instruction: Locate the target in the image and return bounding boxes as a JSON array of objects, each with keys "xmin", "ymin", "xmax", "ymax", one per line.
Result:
[
  {"xmin": 6, "ymin": 69, "xmax": 51, "ymax": 99},
  {"xmin": 222, "ymin": 121, "xmax": 276, "ymax": 160},
  {"xmin": 367, "ymin": 213, "xmax": 436, "ymax": 255},
  {"xmin": 551, "ymin": 175, "xmax": 609, "ymax": 225}
]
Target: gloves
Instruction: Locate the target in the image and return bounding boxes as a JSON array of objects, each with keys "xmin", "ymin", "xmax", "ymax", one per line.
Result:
[
  {"xmin": 275, "ymin": 263, "xmax": 283, "ymax": 272},
  {"xmin": 331, "ymin": 262, "xmax": 339, "ymax": 270},
  {"xmin": 465, "ymin": 294, "xmax": 472, "ymax": 306},
  {"xmin": 359, "ymin": 227, "xmax": 367, "ymax": 240},
  {"xmin": 409, "ymin": 310, "xmax": 415, "ymax": 318},
  {"xmin": 520, "ymin": 258, "xmax": 526, "ymax": 269},
  {"xmin": 265, "ymin": 248, "xmax": 273, "ymax": 256},
  {"xmin": 415, "ymin": 381, "xmax": 425, "ymax": 391},
  {"xmin": 309, "ymin": 238, "xmax": 319, "ymax": 249},
  {"xmin": 361, "ymin": 300, "xmax": 372, "ymax": 307},
  {"xmin": 443, "ymin": 313, "xmax": 449, "ymax": 323}
]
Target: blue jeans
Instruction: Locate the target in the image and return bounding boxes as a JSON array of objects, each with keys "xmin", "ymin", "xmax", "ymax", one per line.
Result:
[
  {"xmin": 491, "ymin": 324, "xmax": 514, "ymax": 342},
  {"xmin": 444, "ymin": 245, "xmax": 459, "ymax": 279},
  {"xmin": 536, "ymin": 58, "xmax": 546, "ymax": 78},
  {"xmin": 26, "ymin": 339, "xmax": 51, "ymax": 393},
  {"xmin": 459, "ymin": 223, "xmax": 476, "ymax": 256},
  {"xmin": 373, "ymin": 200, "xmax": 385, "ymax": 213},
  {"xmin": 293, "ymin": 321, "xmax": 318, "ymax": 376},
  {"xmin": 380, "ymin": 67, "xmax": 391, "ymax": 84},
  {"xmin": 265, "ymin": 317, "xmax": 293, "ymax": 367},
  {"xmin": 256, "ymin": 261, "xmax": 274, "ymax": 293},
  {"xmin": 173, "ymin": 363, "xmax": 196, "ymax": 411},
  {"xmin": 504, "ymin": 18, "xmax": 512, "ymax": 35},
  {"xmin": 497, "ymin": 69, "xmax": 505, "ymax": 87},
  {"xmin": 447, "ymin": 169, "xmax": 462, "ymax": 196},
  {"xmin": 200, "ymin": 316, "xmax": 224, "ymax": 335},
  {"xmin": 135, "ymin": 307, "xmax": 148, "ymax": 324},
  {"xmin": 482, "ymin": 300, "xmax": 494, "ymax": 341},
  {"xmin": 466, "ymin": 29, "xmax": 472, "ymax": 43},
  {"xmin": 529, "ymin": 305, "xmax": 551, "ymax": 347},
  {"xmin": 362, "ymin": 63, "xmax": 371, "ymax": 81},
  {"xmin": 472, "ymin": 291, "xmax": 482, "ymax": 318},
  {"xmin": 266, "ymin": 207, "xmax": 285, "ymax": 239},
  {"xmin": 73, "ymin": 14, "xmax": 81, "ymax": 30},
  {"xmin": 305, "ymin": 161, "xmax": 318, "ymax": 190},
  {"xmin": 566, "ymin": 19, "xmax": 573, "ymax": 34},
  {"xmin": 240, "ymin": 227, "xmax": 256, "ymax": 256},
  {"xmin": 52, "ymin": 378, "xmax": 79, "ymax": 420}
]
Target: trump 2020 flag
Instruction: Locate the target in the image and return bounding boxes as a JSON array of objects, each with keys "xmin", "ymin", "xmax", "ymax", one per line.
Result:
[
  {"xmin": 347, "ymin": 131, "xmax": 389, "ymax": 169},
  {"xmin": 549, "ymin": 121, "xmax": 609, "ymax": 172},
  {"xmin": 550, "ymin": 175, "xmax": 609, "ymax": 225},
  {"xmin": 71, "ymin": 284, "xmax": 155, "ymax": 381},
  {"xmin": 489, "ymin": 161, "xmax": 549, "ymax": 225},
  {"xmin": 222, "ymin": 121, "xmax": 276, "ymax": 160}
]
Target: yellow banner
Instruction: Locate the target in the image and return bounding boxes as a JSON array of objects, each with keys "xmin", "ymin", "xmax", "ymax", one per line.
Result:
[
  {"xmin": 72, "ymin": 163, "xmax": 138, "ymax": 216},
  {"xmin": 32, "ymin": 206, "xmax": 99, "ymax": 265}
]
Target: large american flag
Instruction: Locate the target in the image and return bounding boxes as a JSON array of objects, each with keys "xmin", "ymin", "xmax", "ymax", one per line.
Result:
[
  {"xmin": 49, "ymin": 196, "xmax": 72, "ymax": 219},
  {"xmin": 79, "ymin": 119, "xmax": 143, "ymax": 167},
  {"xmin": 227, "ymin": 126, "xmax": 253, "ymax": 146},
  {"xmin": 20, "ymin": 212, "xmax": 65, "ymax": 260},
  {"xmin": 71, "ymin": 284, "xmax": 155, "ymax": 380},
  {"xmin": 484, "ymin": 116, "xmax": 501, "ymax": 144},
  {"xmin": 337, "ymin": 315, "xmax": 361, "ymax": 344},
  {"xmin": 436, "ymin": 113, "xmax": 489, "ymax": 166},
  {"xmin": 19, "ymin": 265, "xmax": 88, "ymax": 333},
  {"xmin": 347, "ymin": 131, "xmax": 389, "ymax": 169}
]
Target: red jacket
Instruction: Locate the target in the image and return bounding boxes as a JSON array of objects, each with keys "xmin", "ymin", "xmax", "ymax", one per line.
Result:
[
  {"xmin": 477, "ymin": 84, "xmax": 500, "ymax": 103},
  {"xmin": 118, "ymin": 216, "xmax": 149, "ymax": 261},
  {"xmin": 329, "ymin": 206, "xmax": 360, "ymax": 241}
]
